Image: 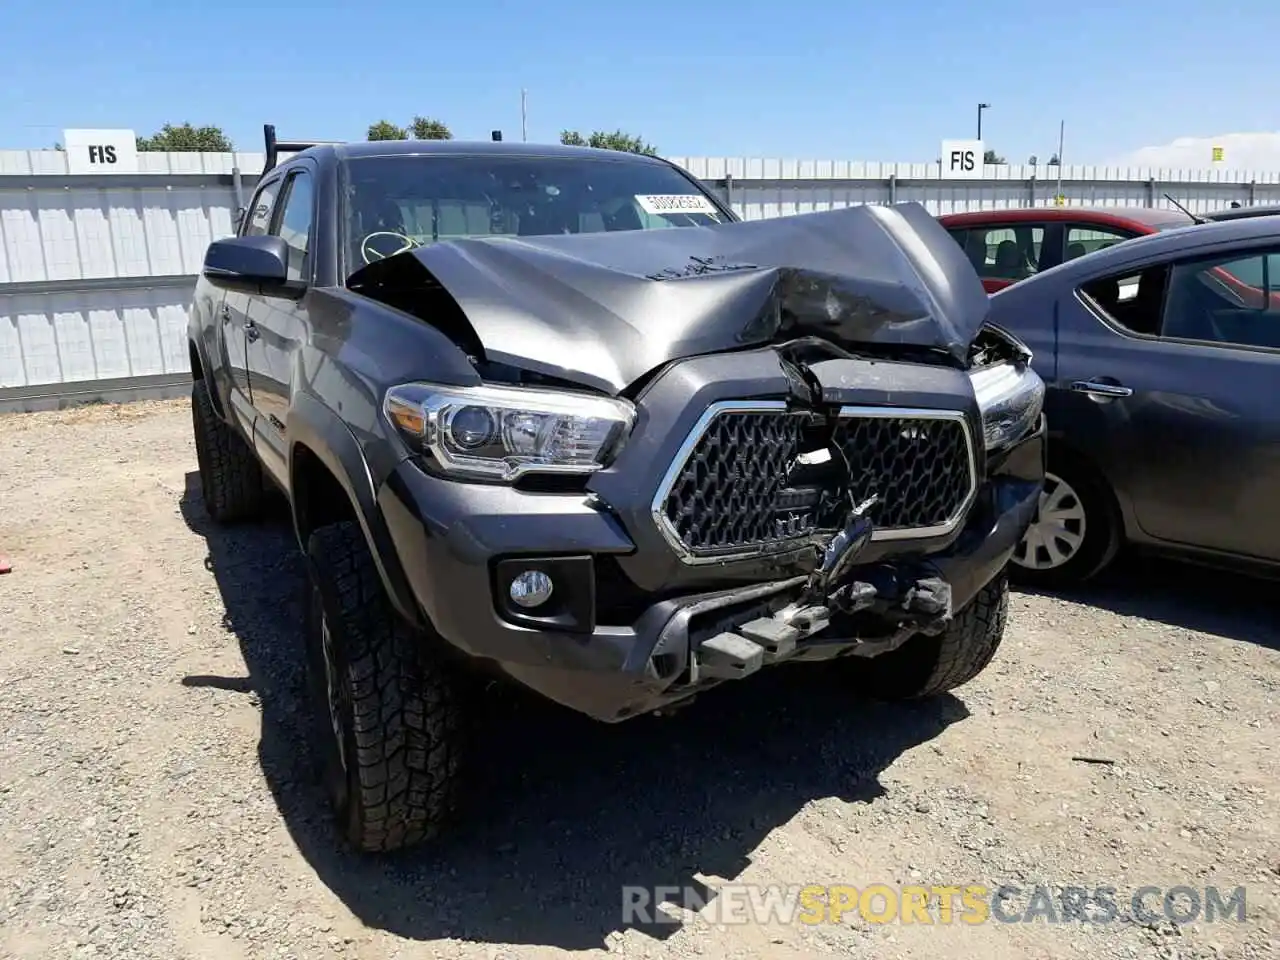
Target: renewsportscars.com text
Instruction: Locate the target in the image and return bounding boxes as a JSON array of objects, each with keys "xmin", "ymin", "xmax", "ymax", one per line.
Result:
[{"xmin": 621, "ymin": 883, "xmax": 1248, "ymax": 926}]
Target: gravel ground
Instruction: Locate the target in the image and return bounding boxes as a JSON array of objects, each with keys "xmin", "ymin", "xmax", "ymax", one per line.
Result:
[{"xmin": 0, "ymin": 397, "xmax": 1276, "ymax": 960}]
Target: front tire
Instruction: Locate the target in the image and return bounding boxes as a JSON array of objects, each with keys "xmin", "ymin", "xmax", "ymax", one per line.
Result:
[
  {"xmin": 1009, "ymin": 456, "xmax": 1119, "ymax": 589},
  {"xmin": 846, "ymin": 574, "xmax": 1010, "ymax": 700},
  {"xmin": 190, "ymin": 378, "xmax": 266, "ymax": 523},
  {"xmin": 302, "ymin": 520, "xmax": 466, "ymax": 853}
]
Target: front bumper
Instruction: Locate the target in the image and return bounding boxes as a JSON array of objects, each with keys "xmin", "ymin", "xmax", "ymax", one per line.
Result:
[{"xmin": 376, "ymin": 350, "xmax": 1045, "ymax": 722}]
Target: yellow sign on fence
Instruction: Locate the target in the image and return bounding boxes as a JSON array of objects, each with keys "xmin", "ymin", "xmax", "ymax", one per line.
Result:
[{"xmin": 1212, "ymin": 145, "xmax": 1225, "ymax": 163}]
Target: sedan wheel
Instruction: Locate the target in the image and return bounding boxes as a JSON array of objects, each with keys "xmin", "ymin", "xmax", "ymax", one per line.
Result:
[{"xmin": 1013, "ymin": 471, "xmax": 1087, "ymax": 571}]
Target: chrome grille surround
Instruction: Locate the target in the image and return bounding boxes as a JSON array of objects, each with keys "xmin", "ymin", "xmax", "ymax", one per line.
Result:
[{"xmin": 651, "ymin": 401, "xmax": 979, "ymax": 565}]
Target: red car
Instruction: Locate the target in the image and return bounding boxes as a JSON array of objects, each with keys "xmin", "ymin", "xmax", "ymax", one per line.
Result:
[{"xmin": 937, "ymin": 206, "xmax": 1195, "ymax": 293}]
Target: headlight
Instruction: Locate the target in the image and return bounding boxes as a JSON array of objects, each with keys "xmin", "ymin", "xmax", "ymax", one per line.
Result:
[
  {"xmin": 383, "ymin": 382, "xmax": 636, "ymax": 481},
  {"xmin": 968, "ymin": 360, "xmax": 1045, "ymax": 451}
]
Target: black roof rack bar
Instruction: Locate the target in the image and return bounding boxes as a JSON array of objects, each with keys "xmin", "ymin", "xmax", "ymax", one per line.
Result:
[{"xmin": 262, "ymin": 123, "xmax": 344, "ymax": 173}]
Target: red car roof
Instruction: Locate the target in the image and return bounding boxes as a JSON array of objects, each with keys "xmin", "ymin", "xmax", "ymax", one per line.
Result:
[{"xmin": 937, "ymin": 206, "xmax": 1193, "ymax": 232}]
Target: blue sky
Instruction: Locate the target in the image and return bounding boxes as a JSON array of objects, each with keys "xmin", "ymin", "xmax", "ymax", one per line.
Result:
[{"xmin": 2, "ymin": 0, "xmax": 1277, "ymax": 163}]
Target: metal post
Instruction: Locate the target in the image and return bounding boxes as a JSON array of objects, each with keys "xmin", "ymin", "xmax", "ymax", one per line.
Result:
[
  {"xmin": 231, "ymin": 166, "xmax": 245, "ymax": 232},
  {"xmin": 724, "ymin": 173, "xmax": 735, "ymax": 211},
  {"xmin": 521, "ymin": 89, "xmax": 528, "ymax": 142},
  {"xmin": 977, "ymin": 103, "xmax": 990, "ymax": 140},
  {"xmin": 1055, "ymin": 120, "xmax": 1065, "ymax": 204}
]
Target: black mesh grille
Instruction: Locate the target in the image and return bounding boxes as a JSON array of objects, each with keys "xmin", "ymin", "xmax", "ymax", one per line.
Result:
[
  {"xmin": 832, "ymin": 414, "xmax": 972, "ymax": 530},
  {"xmin": 660, "ymin": 410, "xmax": 817, "ymax": 557},
  {"xmin": 659, "ymin": 407, "xmax": 974, "ymax": 559}
]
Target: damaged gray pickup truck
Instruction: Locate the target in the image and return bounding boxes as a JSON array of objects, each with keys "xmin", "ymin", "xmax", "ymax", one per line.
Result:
[{"xmin": 187, "ymin": 130, "xmax": 1046, "ymax": 852}]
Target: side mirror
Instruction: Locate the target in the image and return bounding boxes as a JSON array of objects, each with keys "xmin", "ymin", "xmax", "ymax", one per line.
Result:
[{"xmin": 202, "ymin": 235, "xmax": 300, "ymax": 297}]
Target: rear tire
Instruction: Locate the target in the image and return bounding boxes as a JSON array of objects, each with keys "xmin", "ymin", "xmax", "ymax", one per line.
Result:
[
  {"xmin": 1009, "ymin": 454, "xmax": 1119, "ymax": 589},
  {"xmin": 846, "ymin": 574, "xmax": 1009, "ymax": 700},
  {"xmin": 302, "ymin": 520, "xmax": 466, "ymax": 853},
  {"xmin": 190, "ymin": 378, "xmax": 267, "ymax": 523}
]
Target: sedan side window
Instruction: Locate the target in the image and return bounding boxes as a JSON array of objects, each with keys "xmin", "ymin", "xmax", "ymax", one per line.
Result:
[
  {"xmin": 1162, "ymin": 250, "xmax": 1280, "ymax": 350},
  {"xmin": 1065, "ymin": 225, "xmax": 1135, "ymax": 262},
  {"xmin": 1079, "ymin": 265, "xmax": 1170, "ymax": 336},
  {"xmin": 242, "ymin": 180, "xmax": 280, "ymax": 238},
  {"xmin": 273, "ymin": 171, "xmax": 314, "ymax": 281},
  {"xmin": 950, "ymin": 225, "xmax": 1045, "ymax": 281}
]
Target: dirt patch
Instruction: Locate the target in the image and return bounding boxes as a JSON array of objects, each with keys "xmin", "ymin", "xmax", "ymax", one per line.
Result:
[{"xmin": 0, "ymin": 399, "xmax": 1276, "ymax": 960}]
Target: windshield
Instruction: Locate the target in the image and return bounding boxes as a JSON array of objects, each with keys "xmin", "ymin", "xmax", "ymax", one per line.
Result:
[{"xmin": 343, "ymin": 154, "xmax": 731, "ymax": 272}]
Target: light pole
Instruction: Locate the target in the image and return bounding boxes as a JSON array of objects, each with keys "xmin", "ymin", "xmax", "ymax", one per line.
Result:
[{"xmin": 977, "ymin": 103, "xmax": 990, "ymax": 141}]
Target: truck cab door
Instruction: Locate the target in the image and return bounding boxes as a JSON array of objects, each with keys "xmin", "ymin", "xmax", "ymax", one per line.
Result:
[
  {"xmin": 228, "ymin": 175, "xmax": 285, "ymax": 446},
  {"xmin": 219, "ymin": 290, "xmax": 254, "ymax": 430},
  {"xmin": 244, "ymin": 165, "xmax": 316, "ymax": 489}
]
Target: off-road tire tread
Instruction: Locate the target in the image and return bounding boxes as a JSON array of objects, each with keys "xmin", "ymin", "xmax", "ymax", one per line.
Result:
[
  {"xmin": 848, "ymin": 574, "xmax": 1009, "ymax": 701},
  {"xmin": 910, "ymin": 574, "xmax": 1009, "ymax": 698},
  {"xmin": 308, "ymin": 521, "xmax": 463, "ymax": 853},
  {"xmin": 191, "ymin": 378, "xmax": 265, "ymax": 523}
]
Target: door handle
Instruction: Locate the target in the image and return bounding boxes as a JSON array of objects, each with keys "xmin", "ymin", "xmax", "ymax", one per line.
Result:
[
  {"xmin": 245, "ymin": 320, "xmax": 260, "ymax": 343},
  {"xmin": 1070, "ymin": 379, "xmax": 1133, "ymax": 399},
  {"xmin": 220, "ymin": 303, "xmax": 231, "ymax": 323}
]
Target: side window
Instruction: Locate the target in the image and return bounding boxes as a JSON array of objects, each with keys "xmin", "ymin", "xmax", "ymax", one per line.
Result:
[
  {"xmin": 947, "ymin": 228, "xmax": 978, "ymax": 265},
  {"xmin": 1080, "ymin": 266, "xmax": 1170, "ymax": 337},
  {"xmin": 242, "ymin": 180, "xmax": 280, "ymax": 237},
  {"xmin": 1065, "ymin": 225, "xmax": 1136, "ymax": 262},
  {"xmin": 274, "ymin": 171, "xmax": 314, "ymax": 281},
  {"xmin": 1162, "ymin": 250, "xmax": 1280, "ymax": 350},
  {"xmin": 952, "ymin": 225, "xmax": 1046, "ymax": 281}
]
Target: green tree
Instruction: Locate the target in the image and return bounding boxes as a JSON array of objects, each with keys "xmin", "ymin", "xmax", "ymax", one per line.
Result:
[
  {"xmin": 136, "ymin": 123, "xmax": 233, "ymax": 152},
  {"xmin": 1048, "ymin": 153, "xmax": 1060, "ymax": 165},
  {"xmin": 409, "ymin": 116, "xmax": 452, "ymax": 140},
  {"xmin": 983, "ymin": 148, "xmax": 1006, "ymax": 165},
  {"xmin": 560, "ymin": 129, "xmax": 658, "ymax": 155},
  {"xmin": 367, "ymin": 120, "xmax": 408, "ymax": 141}
]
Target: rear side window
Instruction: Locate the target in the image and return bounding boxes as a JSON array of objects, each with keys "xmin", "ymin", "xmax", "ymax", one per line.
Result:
[
  {"xmin": 1080, "ymin": 267, "xmax": 1169, "ymax": 336},
  {"xmin": 1065, "ymin": 224, "xmax": 1137, "ymax": 261},
  {"xmin": 948, "ymin": 224, "xmax": 1046, "ymax": 282}
]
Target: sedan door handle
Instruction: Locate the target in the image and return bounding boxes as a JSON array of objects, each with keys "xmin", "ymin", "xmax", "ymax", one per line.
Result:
[
  {"xmin": 1070, "ymin": 379, "xmax": 1133, "ymax": 399},
  {"xmin": 220, "ymin": 303, "xmax": 231, "ymax": 323},
  {"xmin": 245, "ymin": 320, "xmax": 260, "ymax": 343}
]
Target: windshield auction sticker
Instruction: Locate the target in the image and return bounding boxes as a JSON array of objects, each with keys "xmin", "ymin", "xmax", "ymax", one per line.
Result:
[{"xmin": 635, "ymin": 194, "xmax": 719, "ymax": 216}]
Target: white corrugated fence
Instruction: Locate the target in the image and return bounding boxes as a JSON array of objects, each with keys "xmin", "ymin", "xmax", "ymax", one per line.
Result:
[{"xmin": 3, "ymin": 147, "xmax": 1280, "ymax": 408}]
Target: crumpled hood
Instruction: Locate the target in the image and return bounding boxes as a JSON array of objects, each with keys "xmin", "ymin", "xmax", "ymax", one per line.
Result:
[{"xmin": 347, "ymin": 201, "xmax": 990, "ymax": 395}]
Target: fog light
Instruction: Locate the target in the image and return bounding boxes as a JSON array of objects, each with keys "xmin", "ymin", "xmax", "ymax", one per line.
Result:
[{"xmin": 509, "ymin": 570, "xmax": 554, "ymax": 609}]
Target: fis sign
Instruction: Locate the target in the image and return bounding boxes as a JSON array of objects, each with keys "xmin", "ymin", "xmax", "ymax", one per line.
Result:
[
  {"xmin": 63, "ymin": 129, "xmax": 139, "ymax": 175},
  {"xmin": 941, "ymin": 139, "xmax": 984, "ymax": 180}
]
